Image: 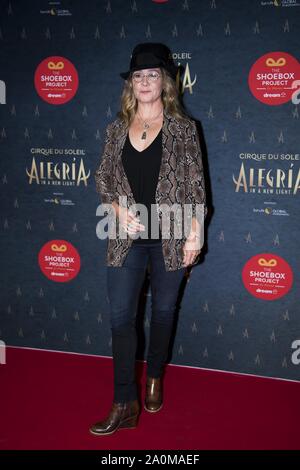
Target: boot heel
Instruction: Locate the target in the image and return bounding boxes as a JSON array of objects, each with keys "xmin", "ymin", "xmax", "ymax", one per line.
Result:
[{"xmin": 119, "ymin": 414, "xmax": 138, "ymax": 429}]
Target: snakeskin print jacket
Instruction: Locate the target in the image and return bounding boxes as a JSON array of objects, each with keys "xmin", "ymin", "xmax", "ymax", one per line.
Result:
[{"xmin": 95, "ymin": 108, "xmax": 207, "ymax": 271}]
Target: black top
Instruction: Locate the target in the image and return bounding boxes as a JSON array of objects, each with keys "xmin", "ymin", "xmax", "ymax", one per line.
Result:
[{"xmin": 121, "ymin": 129, "xmax": 162, "ymax": 244}]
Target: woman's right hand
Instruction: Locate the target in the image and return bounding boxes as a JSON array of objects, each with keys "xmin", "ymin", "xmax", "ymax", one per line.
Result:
[{"xmin": 118, "ymin": 206, "xmax": 145, "ymax": 234}]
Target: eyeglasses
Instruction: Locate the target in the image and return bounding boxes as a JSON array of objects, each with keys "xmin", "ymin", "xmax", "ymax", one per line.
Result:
[{"xmin": 132, "ymin": 72, "xmax": 161, "ymax": 83}]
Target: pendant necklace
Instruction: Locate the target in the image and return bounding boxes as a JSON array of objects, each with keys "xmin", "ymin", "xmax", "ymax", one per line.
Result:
[{"xmin": 137, "ymin": 108, "xmax": 163, "ymax": 140}]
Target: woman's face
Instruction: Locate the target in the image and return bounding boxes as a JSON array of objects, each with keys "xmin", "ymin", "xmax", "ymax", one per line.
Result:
[{"xmin": 131, "ymin": 68, "xmax": 163, "ymax": 105}]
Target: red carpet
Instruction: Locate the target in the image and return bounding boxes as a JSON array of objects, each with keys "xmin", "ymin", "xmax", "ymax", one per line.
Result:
[{"xmin": 0, "ymin": 346, "xmax": 299, "ymax": 450}]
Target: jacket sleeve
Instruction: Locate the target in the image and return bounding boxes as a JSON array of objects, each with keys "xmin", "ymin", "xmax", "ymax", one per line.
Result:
[
  {"xmin": 185, "ymin": 120, "xmax": 208, "ymax": 220},
  {"xmin": 94, "ymin": 123, "xmax": 117, "ymax": 205}
]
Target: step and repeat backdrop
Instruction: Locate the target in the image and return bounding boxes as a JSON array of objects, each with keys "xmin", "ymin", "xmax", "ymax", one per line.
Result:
[{"xmin": 0, "ymin": 0, "xmax": 299, "ymax": 381}]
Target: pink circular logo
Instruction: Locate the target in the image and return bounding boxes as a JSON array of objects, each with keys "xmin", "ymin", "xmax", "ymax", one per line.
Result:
[
  {"xmin": 248, "ymin": 51, "xmax": 300, "ymax": 105},
  {"xmin": 34, "ymin": 56, "xmax": 79, "ymax": 105},
  {"xmin": 38, "ymin": 240, "xmax": 81, "ymax": 282},
  {"xmin": 242, "ymin": 253, "xmax": 293, "ymax": 300}
]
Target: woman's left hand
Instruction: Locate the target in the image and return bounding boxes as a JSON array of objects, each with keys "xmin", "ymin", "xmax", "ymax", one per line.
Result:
[{"xmin": 182, "ymin": 233, "xmax": 201, "ymax": 267}]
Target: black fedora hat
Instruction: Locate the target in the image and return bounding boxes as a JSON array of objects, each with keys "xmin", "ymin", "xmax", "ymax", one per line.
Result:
[{"xmin": 120, "ymin": 42, "xmax": 178, "ymax": 80}]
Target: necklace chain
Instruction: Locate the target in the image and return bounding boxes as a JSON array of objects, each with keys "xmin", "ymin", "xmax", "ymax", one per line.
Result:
[{"xmin": 136, "ymin": 108, "xmax": 163, "ymax": 140}]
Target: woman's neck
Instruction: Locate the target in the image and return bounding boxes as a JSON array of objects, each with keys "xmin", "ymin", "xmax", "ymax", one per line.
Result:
[{"xmin": 136, "ymin": 101, "xmax": 164, "ymax": 120}]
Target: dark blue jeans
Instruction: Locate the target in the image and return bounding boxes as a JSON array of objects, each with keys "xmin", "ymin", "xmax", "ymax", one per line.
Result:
[{"xmin": 107, "ymin": 241, "xmax": 186, "ymax": 403}]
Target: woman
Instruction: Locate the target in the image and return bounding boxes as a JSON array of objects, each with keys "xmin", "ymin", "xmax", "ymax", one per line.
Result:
[{"xmin": 90, "ymin": 43, "xmax": 207, "ymax": 436}]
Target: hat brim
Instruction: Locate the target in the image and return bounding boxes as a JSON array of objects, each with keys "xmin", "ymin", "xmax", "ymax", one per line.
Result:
[
  {"xmin": 120, "ymin": 64, "xmax": 178, "ymax": 81},
  {"xmin": 120, "ymin": 71, "xmax": 130, "ymax": 79},
  {"xmin": 120, "ymin": 62, "xmax": 163, "ymax": 80}
]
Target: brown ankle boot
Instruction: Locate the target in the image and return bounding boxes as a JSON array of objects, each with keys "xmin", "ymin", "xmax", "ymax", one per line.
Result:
[
  {"xmin": 89, "ymin": 399, "xmax": 140, "ymax": 436},
  {"xmin": 144, "ymin": 377, "xmax": 163, "ymax": 413}
]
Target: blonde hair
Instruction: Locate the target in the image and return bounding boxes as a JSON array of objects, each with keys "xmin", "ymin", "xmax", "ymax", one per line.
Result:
[{"xmin": 117, "ymin": 68, "xmax": 187, "ymax": 126}]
